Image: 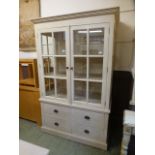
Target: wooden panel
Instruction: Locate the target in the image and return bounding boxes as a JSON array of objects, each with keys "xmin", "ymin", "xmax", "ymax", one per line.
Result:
[
  {"xmin": 19, "ymin": 59, "xmax": 39, "ymax": 88},
  {"xmin": 19, "ymin": 87, "xmax": 41, "ymax": 125}
]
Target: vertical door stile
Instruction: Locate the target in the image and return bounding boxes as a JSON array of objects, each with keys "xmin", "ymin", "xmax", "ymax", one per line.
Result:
[
  {"xmin": 105, "ymin": 24, "xmax": 114, "ymax": 111},
  {"xmin": 70, "ymin": 27, "xmax": 74, "ymax": 104},
  {"xmin": 66, "ymin": 27, "xmax": 71, "ymax": 103},
  {"xmin": 39, "ymin": 32, "xmax": 46, "ymax": 97},
  {"xmin": 47, "ymin": 35, "xmax": 49, "ymax": 55},
  {"xmin": 69, "ymin": 26, "xmax": 71, "ymax": 104},
  {"xmin": 102, "ymin": 25, "xmax": 109, "ymax": 109},
  {"xmin": 53, "ymin": 31, "xmax": 57, "ymax": 97},
  {"xmin": 86, "ymin": 28, "xmax": 89, "ymax": 104}
]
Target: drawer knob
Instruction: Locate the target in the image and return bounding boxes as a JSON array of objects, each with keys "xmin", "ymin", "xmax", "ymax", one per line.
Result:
[
  {"xmin": 84, "ymin": 116, "xmax": 90, "ymax": 120},
  {"xmin": 54, "ymin": 122, "xmax": 59, "ymax": 126},
  {"xmin": 70, "ymin": 67, "xmax": 73, "ymax": 70},
  {"xmin": 54, "ymin": 109, "xmax": 59, "ymax": 113},
  {"xmin": 84, "ymin": 129, "xmax": 90, "ymax": 134}
]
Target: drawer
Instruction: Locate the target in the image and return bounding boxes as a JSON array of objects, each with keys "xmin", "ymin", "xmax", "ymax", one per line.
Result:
[
  {"xmin": 72, "ymin": 108, "xmax": 104, "ymax": 129},
  {"xmin": 41, "ymin": 103, "xmax": 71, "ymax": 119},
  {"xmin": 43, "ymin": 114, "xmax": 71, "ymax": 133},
  {"xmin": 72, "ymin": 123, "xmax": 104, "ymax": 141}
]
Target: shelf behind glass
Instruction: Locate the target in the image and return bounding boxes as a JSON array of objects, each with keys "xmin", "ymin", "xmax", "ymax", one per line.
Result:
[
  {"xmin": 54, "ymin": 31, "xmax": 66, "ymax": 55},
  {"xmin": 74, "ymin": 57, "xmax": 86, "ymax": 78},
  {"xmin": 42, "ymin": 45, "xmax": 48, "ymax": 55},
  {"xmin": 74, "ymin": 80, "xmax": 86, "ymax": 101},
  {"xmin": 89, "ymin": 57, "xmax": 103, "ymax": 80},
  {"xmin": 89, "ymin": 28, "xmax": 104, "ymax": 55},
  {"xmin": 74, "ymin": 29, "xmax": 87, "ymax": 55},
  {"xmin": 41, "ymin": 33, "xmax": 52, "ymax": 45},
  {"xmin": 43, "ymin": 57, "xmax": 54, "ymax": 76},
  {"xmin": 56, "ymin": 79, "xmax": 67, "ymax": 98},
  {"xmin": 88, "ymin": 82, "xmax": 102, "ymax": 104},
  {"xmin": 44, "ymin": 78, "xmax": 55, "ymax": 96},
  {"xmin": 56, "ymin": 57, "xmax": 66, "ymax": 76}
]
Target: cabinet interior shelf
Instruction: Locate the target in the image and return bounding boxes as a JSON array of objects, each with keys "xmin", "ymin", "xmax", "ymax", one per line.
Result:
[
  {"xmin": 41, "ymin": 43, "xmax": 53, "ymax": 46},
  {"xmin": 42, "ymin": 55, "xmax": 104, "ymax": 57},
  {"xmin": 74, "ymin": 55, "xmax": 104, "ymax": 57},
  {"xmin": 73, "ymin": 98, "xmax": 101, "ymax": 104},
  {"xmin": 45, "ymin": 93, "xmax": 67, "ymax": 99},
  {"xmin": 44, "ymin": 75, "xmax": 66, "ymax": 79},
  {"xmin": 74, "ymin": 78, "xmax": 102, "ymax": 82},
  {"xmin": 19, "ymin": 78, "xmax": 35, "ymax": 86},
  {"xmin": 42, "ymin": 55, "xmax": 66, "ymax": 57}
]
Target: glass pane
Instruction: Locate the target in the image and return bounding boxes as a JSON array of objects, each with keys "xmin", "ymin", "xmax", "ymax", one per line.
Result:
[
  {"xmin": 89, "ymin": 28, "xmax": 104, "ymax": 55},
  {"xmin": 44, "ymin": 78, "xmax": 55, "ymax": 96},
  {"xmin": 74, "ymin": 81, "xmax": 86, "ymax": 101},
  {"xmin": 56, "ymin": 57, "xmax": 66, "ymax": 76},
  {"xmin": 19, "ymin": 63, "xmax": 34, "ymax": 86},
  {"xmin": 56, "ymin": 79, "xmax": 67, "ymax": 98},
  {"xmin": 43, "ymin": 57, "xmax": 54, "ymax": 76},
  {"xmin": 89, "ymin": 58, "xmax": 103, "ymax": 80},
  {"xmin": 19, "ymin": 63, "xmax": 33, "ymax": 80},
  {"xmin": 89, "ymin": 82, "xmax": 102, "ymax": 104},
  {"xmin": 48, "ymin": 44, "xmax": 54, "ymax": 55},
  {"xmin": 74, "ymin": 29, "xmax": 87, "ymax": 55},
  {"xmin": 41, "ymin": 33, "xmax": 52, "ymax": 55},
  {"xmin": 42, "ymin": 45, "xmax": 48, "ymax": 55},
  {"xmin": 74, "ymin": 58, "xmax": 86, "ymax": 78},
  {"xmin": 54, "ymin": 32, "xmax": 66, "ymax": 55}
]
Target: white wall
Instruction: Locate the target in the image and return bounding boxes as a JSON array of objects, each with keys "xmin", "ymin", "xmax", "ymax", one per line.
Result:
[
  {"xmin": 40, "ymin": 0, "xmax": 135, "ymax": 71},
  {"xmin": 20, "ymin": 0, "xmax": 134, "ymax": 71},
  {"xmin": 40, "ymin": 0, "xmax": 134, "ymax": 16}
]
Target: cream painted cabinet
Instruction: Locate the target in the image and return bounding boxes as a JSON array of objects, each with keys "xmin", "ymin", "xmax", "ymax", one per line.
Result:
[{"xmin": 33, "ymin": 8, "xmax": 119, "ymax": 150}]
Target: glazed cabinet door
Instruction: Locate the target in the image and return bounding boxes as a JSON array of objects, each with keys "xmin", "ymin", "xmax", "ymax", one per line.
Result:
[
  {"xmin": 38, "ymin": 27, "xmax": 70, "ymax": 103},
  {"xmin": 70, "ymin": 23, "xmax": 110, "ymax": 107}
]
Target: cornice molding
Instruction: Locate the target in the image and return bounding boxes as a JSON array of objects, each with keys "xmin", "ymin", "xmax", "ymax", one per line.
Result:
[{"xmin": 31, "ymin": 7, "xmax": 119, "ymax": 24}]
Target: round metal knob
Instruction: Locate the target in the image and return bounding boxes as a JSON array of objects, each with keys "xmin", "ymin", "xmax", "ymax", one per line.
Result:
[
  {"xmin": 54, "ymin": 122, "xmax": 59, "ymax": 126},
  {"xmin": 53, "ymin": 109, "xmax": 58, "ymax": 113},
  {"xmin": 84, "ymin": 116, "xmax": 90, "ymax": 120},
  {"xmin": 84, "ymin": 129, "xmax": 90, "ymax": 134}
]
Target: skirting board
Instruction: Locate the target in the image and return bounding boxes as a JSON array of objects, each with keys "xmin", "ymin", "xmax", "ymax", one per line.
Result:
[{"xmin": 41, "ymin": 126, "xmax": 107, "ymax": 150}]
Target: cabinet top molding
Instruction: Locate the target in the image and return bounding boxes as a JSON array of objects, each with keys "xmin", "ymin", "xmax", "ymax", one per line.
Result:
[{"xmin": 31, "ymin": 7, "xmax": 119, "ymax": 24}]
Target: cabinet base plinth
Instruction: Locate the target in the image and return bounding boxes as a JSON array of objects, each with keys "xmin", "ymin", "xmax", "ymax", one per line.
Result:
[{"xmin": 41, "ymin": 126, "xmax": 107, "ymax": 150}]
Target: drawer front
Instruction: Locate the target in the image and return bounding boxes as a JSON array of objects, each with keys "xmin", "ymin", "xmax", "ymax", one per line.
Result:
[
  {"xmin": 72, "ymin": 123, "xmax": 104, "ymax": 141},
  {"xmin": 43, "ymin": 114, "xmax": 71, "ymax": 133},
  {"xmin": 72, "ymin": 108, "xmax": 104, "ymax": 129},
  {"xmin": 41, "ymin": 103, "xmax": 71, "ymax": 119}
]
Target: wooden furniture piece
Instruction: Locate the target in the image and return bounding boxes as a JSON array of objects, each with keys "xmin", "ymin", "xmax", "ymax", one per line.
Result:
[
  {"xmin": 19, "ymin": 140, "xmax": 49, "ymax": 155},
  {"xmin": 19, "ymin": 59, "xmax": 38, "ymax": 87},
  {"xmin": 121, "ymin": 110, "xmax": 135, "ymax": 155},
  {"xmin": 32, "ymin": 7, "xmax": 119, "ymax": 150},
  {"xmin": 19, "ymin": 59, "xmax": 41, "ymax": 125}
]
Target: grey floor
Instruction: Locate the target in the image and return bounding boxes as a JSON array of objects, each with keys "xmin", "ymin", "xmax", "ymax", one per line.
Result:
[{"xmin": 19, "ymin": 118, "xmax": 121, "ymax": 155}]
